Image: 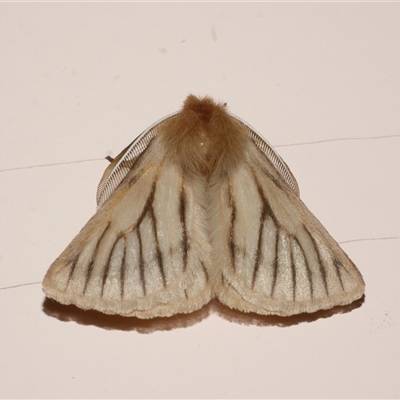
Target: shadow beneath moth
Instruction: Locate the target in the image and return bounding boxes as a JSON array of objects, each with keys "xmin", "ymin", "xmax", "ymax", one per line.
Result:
[
  {"xmin": 42, "ymin": 297, "xmax": 365, "ymax": 332},
  {"xmin": 43, "ymin": 95, "xmax": 365, "ymax": 320}
]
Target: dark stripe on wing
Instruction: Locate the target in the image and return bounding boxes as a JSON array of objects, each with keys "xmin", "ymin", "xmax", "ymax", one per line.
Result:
[
  {"xmin": 304, "ymin": 226, "xmax": 329, "ymax": 296},
  {"xmin": 252, "ymin": 171, "xmax": 280, "ymax": 227},
  {"xmin": 179, "ymin": 180, "xmax": 189, "ymax": 272},
  {"xmin": 270, "ymin": 230, "xmax": 280, "ymax": 297},
  {"xmin": 251, "ymin": 171, "xmax": 280, "ymax": 289},
  {"xmin": 65, "ymin": 255, "xmax": 79, "ymax": 290},
  {"xmin": 149, "ymin": 205, "xmax": 167, "ymax": 288},
  {"xmin": 290, "ymin": 241, "xmax": 297, "ymax": 301},
  {"xmin": 133, "ymin": 170, "xmax": 167, "ymax": 290},
  {"xmin": 251, "ymin": 205, "xmax": 266, "ymax": 289},
  {"xmin": 137, "ymin": 229, "xmax": 146, "ymax": 296},
  {"xmin": 120, "ymin": 239, "xmax": 127, "ymax": 299},
  {"xmin": 333, "ymin": 258, "xmax": 345, "ymax": 291},
  {"xmin": 246, "ymin": 159, "xmax": 285, "ymax": 193},
  {"xmin": 292, "ymin": 236, "xmax": 314, "ymax": 299},
  {"xmin": 135, "ymin": 182, "xmax": 156, "ymax": 227},
  {"xmin": 227, "ymin": 179, "xmax": 237, "ymax": 272},
  {"xmin": 101, "ymin": 235, "xmax": 125, "ymax": 297},
  {"xmin": 83, "ymin": 222, "xmax": 111, "ymax": 294},
  {"xmin": 200, "ymin": 261, "xmax": 209, "ymax": 283},
  {"xmin": 259, "ymin": 165, "xmax": 284, "ymax": 191}
]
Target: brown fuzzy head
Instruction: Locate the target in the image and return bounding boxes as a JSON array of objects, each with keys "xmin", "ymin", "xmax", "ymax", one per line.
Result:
[{"xmin": 160, "ymin": 95, "xmax": 248, "ymax": 177}]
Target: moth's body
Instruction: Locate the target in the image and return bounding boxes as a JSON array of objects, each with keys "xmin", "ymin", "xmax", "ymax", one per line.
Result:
[{"xmin": 43, "ymin": 95, "xmax": 364, "ymax": 318}]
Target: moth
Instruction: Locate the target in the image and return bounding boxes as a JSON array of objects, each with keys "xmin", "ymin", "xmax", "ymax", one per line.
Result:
[{"xmin": 43, "ymin": 95, "xmax": 365, "ymax": 318}]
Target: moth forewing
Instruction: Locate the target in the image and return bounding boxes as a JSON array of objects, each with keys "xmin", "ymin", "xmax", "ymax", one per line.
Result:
[
  {"xmin": 215, "ymin": 138, "xmax": 364, "ymax": 316},
  {"xmin": 43, "ymin": 94, "xmax": 364, "ymax": 319}
]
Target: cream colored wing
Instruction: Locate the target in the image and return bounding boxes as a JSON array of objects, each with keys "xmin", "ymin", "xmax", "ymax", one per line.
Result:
[
  {"xmin": 96, "ymin": 112, "xmax": 178, "ymax": 207},
  {"xmin": 215, "ymin": 138, "xmax": 365, "ymax": 316},
  {"xmin": 43, "ymin": 137, "xmax": 212, "ymax": 318}
]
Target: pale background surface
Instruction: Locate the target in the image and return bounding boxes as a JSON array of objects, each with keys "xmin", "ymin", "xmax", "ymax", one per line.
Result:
[{"xmin": 1, "ymin": 2, "xmax": 399, "ymax": 399}]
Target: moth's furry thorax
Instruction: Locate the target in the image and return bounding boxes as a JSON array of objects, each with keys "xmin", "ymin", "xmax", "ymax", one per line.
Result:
[{"xmin": 161, "ymin": 95, "xmax": 247, "ymax": 177}]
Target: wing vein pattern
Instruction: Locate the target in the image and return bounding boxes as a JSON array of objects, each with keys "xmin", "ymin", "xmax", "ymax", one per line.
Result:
[
  {"xmin": 217, "ymin": 144, "xmax": 363, "ymax": 316},
  {"xmin": 43, "ymin": 95, "xmax": 364, "ymax": 318},
  {"xmin": 43, "ymin": 139, "xmax": 212, "ymax": 317}
]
